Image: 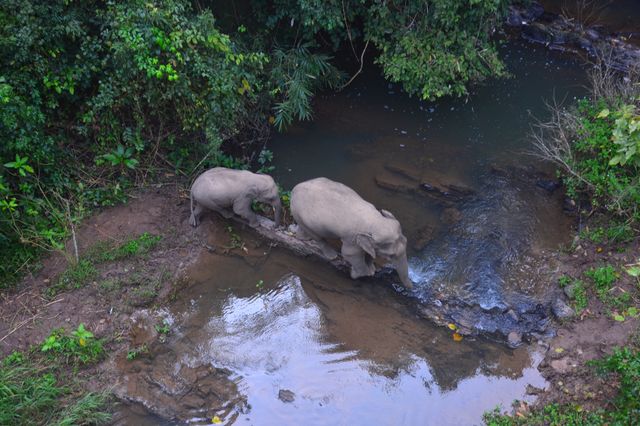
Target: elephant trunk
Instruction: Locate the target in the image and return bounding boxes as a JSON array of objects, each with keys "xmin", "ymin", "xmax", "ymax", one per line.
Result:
[
  {"xmin": 272, "ymin": 198, "xmax": 283, "ymax": 227},
  {"xmin": 393, "ymin": 253, "xmax": 412, "ymax": 290}
]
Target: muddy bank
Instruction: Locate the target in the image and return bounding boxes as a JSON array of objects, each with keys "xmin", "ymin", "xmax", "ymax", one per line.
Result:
[{"xmin": 507, "ymin": 1, "xmax": 640, "ymax": 71}]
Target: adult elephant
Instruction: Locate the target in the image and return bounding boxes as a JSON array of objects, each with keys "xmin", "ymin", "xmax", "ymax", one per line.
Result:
[
  {"xmin": 291, "ymin": 177, "xmax": 412, "ymax": 289},
  {"xmin": 190, "ymin": 167, "xmax": 282, "ymax": 228}
]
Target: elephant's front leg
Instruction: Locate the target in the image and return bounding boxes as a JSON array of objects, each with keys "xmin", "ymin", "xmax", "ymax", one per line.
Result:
[
  {"xmin": 341, "ymin": 241, "xmax": 376, "ymax": 279},
  {"xmin": 233, "ymin": 196, "xmax": 260, "ymax": 227}
]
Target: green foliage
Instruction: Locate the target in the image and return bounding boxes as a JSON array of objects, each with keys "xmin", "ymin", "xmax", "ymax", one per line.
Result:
[
  {"xmin": 561, "ymin": 97, "xmax": 640, "ymax": 222},
  {"xmin": 89, "ymin": 232, "xmax": 162, "ymax": 262},
  {"xmin": 560, "ymin": 276, "xmax": 588, "ymax": 314},
  {"xmin": 484, "ymin": 404, "xmax": 607, "ymax": 426},
  {"xmin": 126, "ymin": 344, "xmax": 148, "ymax": 361},
  {"xmin": 0, "ymin": 350, "xmax": 110, "ymax": 425},
  {"xmin": 602, "ymin": 104, "xmax": 640, "ymax": 167},
  {"xmin": 585, "ymin": 265, "xmax": 617, "ymax": 298},
  {"xmin": 592, "ymin": 347, "xmax": 640, "ymax": 424},
  {"xmin": 259, "ymin": 0, "xmax": 509, "ymax": 100},
  {"xmin": 270, "ymin": 45, "xmax": 344, "ymax": 130},
  {"xmin": 52, "ymin": 260, "xmax": 98, "ymax": 294},
  {"xmin": 484, "ymin": 347, "xmax": 640, "ymax": 425},
  {"xmin": 40, "ymin": 324, "xmax": 104, "ymax": 365}
]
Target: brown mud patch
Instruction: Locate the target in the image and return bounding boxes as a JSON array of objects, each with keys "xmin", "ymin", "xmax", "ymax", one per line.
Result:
[{"xmin": 521, "ymin": 234, "xmax": 640, "ymax": 414}]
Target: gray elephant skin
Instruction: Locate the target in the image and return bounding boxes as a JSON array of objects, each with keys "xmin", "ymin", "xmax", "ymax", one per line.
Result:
[
  {"xmin": 190, "ymin": 167, "xmax": 282, "ymax": 228},
  {"xmin": 291, "ymin": 177, "xmax": 412, "ymax": 289}
]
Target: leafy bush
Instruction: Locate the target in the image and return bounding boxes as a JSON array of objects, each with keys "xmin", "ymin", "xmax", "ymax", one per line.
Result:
[
  {"xmin": 40, "ymin": 324, "xmax": 104, "ymax": 365},
  {"xmin": 534, "ymin": 67, "xmax": 640, "ymax": 223}
]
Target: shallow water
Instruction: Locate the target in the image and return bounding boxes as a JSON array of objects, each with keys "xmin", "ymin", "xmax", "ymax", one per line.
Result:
[
  {"xmin": 116, "ymin": 249, "xmax": 547, "ymax": 425},
  {"xmin": 270, "ymin": 39, "xmax": 586, "ymax": 313},
  {"xmin": 117, "ymin": 40, "xmax": 591, "ymax": 424}
]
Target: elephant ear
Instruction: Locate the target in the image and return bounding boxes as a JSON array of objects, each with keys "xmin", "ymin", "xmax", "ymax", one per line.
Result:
[
  {"xmin": 380, "ymin": 209, "xmax": 396, "ymax": 219},
  {"xmin": 355, "ymin": 233, "xmax": 376, "ymax": 258}
]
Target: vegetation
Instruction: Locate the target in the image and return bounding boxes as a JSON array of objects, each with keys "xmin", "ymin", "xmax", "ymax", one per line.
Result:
[
  {"xmin": 533, "ymin": 66, "xmax": 640, "ymax": 223},
  {"xmin": 484, "ymin": 347, "xmax": 640, "ymax": 425},
  {"xmin": 1, "ymin": 0, "xmax": 511, "ymax": 288},
  {"xmin": 0, "ymin": 325, "xmax": 110, "ymax": 425}
]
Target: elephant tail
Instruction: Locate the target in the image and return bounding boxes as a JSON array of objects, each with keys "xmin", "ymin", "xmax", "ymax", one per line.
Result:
[{"xmin": 189, "ymin": 191, "xmax": 197, "ymax": 227}]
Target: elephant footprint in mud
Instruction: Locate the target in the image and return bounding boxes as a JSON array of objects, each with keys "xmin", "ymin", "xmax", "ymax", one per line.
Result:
[
  {"xmin": 190, "ymin": 167, "xmax": 282, "ymax": 228},
  {"xmin": 291, "ymin": 177, "xmax": 413, "ymax": 289}
]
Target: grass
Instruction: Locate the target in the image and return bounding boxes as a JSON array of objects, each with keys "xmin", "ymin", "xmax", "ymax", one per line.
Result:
[
  {"xmin": 0, "ymin": 324, "xmax": 111, "ymax": 425},
  {"xmin": 559, "ymin": 276, "xmax": 589, "ymax": 314},
  {"xmin": 484, "ymin": 347, "xmax": 640, "ymax": 426},
  {"xmin": 48, "ymin": 232, "xmax": 162, "ymax": 297}
]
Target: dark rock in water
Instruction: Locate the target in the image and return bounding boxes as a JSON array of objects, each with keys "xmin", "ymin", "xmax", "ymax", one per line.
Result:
[
  {"xmin": 522, "ymin": 23, "xmax": 553, "ymax": 44},
  {"xmin": 440, "ymin": 207, "xmax": 462, "ymax": 225},
  {"xmin": 375, "ymin": 171, "xmax": 415, "ymax": 193},
  {"xmin": 526, "ymin": 384, "xmax": 544, "ymax": 395},
  {"xmin": 536, "ymin": 179, "xmax": 560, "ymax": 193},
  {"xmin": 552, "ymin": 298, "xmax": 575, "ymax": 320},
  {"xmin": 508, "ymin": 331, "xmax": 523, "ymax": 347},
  {"xmin": 563, "ymin": 197, "xmax": 577, "ymax": 213},
  {"xmin": 508, "ymin": 1, "xmax": 640, "ymax": 73},
  {"xmin": 278, "ymin": 389, "xmax": 295, "ymax": 403},
  {"xmin": 412, "ymin": 224, "xmax": 435, "ymax": 251}
]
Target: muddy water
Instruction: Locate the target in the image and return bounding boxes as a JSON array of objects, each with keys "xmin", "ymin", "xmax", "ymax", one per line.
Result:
[
  {"xmin": 116, "ymin": 40, "xmax": 590, "ymax": 424},
  {"xmin": 270, "ymin": 39, "xmax": 586, "ymax": 319},
  {"xmin": 539, "ymin": 0, "xmax": 640, "ymax": 36},
  {"xmin": 116, "ymin": 249, "xmax": 546, "ymax": 425}
]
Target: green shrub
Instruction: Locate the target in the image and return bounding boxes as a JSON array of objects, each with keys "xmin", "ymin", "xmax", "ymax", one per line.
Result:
[{"xmin": 40, "ymin": 324, "xmax": 104, "ymax": 365}]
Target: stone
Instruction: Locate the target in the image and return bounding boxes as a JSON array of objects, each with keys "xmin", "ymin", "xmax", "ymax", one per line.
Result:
[
  {"xmin": 374, "ymin": 172, "xmax": 416, "ymax": 193},
  {"xmin": 563, "ymin": 284, "xmax": 576, "ymax": 300},
  {"xmin": 525, "ymin": 384, "xmax": 544, "ymax": 395},
  {"xmin": 552, "ymin": 298, "xmax": 575, "ymax": 320},
  {"xmin": 508, "ymin": 331, "xmax": 522, "ymax": 347},
  {"xmin": 550, "ymin": 357, "xmax": 572, "ymax": 374},
  {"xmin": 278, "ymin": 389, "xmax": 295, "ymax": 403},
  {"xmin": 536, "ymin": 179, "xmax": 560, "ymax": 193},
  {"xmin": 412, "ymin": 224, "xmax": 435, "ymax": 251},
  {"xmin": 440, "ymin": 208, "xmax": 462, "ymax": 225}
]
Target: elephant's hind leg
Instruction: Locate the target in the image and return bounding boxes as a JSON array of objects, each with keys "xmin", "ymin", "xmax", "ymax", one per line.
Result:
[{"xmin": 190, "ymin": 203, "xmax": 204, "ymax": 227}]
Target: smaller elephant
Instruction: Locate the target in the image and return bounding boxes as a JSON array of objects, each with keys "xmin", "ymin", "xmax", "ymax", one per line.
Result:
[
  {"xmin": 291, "ymin": 177, "xmax": 412, "ymax": 289},
  {"xmin": 190, "ymin": 167, "xmax": 282, "ymax": 228}
]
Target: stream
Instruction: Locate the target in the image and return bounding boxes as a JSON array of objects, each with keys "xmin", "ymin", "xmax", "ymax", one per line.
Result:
[{"xmin": 115, "ymin": 39, "xmax": 590, "ymax": 424}]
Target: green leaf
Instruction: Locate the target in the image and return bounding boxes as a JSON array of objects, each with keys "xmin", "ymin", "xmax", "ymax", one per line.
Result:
[
  {"xmin": 627, "ymin": 307, "xmax": 638, "ymax": 317},
  {"xmin": 596, "ymin": 108, "xmax": 610, "ymax": 118},
  {"xmin": 626, "ymin": 266, "xmax": 640, "ymax": 277},
  {"xmin": 613, "ymin": 314, "xmax": 625, "ymax": 322}
]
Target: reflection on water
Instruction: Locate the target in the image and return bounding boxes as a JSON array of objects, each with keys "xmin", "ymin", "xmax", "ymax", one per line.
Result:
[{"xmin": 120, "ymin": 249, "xmax": 547, "ymax": 425}]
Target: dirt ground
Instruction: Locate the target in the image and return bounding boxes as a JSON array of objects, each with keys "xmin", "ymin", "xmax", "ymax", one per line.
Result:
[
  {"xmin": 1, "ymin": 185, "xmax": 639, "ymax": 421},
  {"xmin": 528, "ymin": 234, "xmax": 640, "ymax": 413}
]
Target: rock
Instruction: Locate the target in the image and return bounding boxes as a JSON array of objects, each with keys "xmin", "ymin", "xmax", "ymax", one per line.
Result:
[
  {"xmin": 552, "ymin": 298, "xmax": 575, "ymax": 319},
  {"xmin": 550, "ymin": 357, "xmax": 572, "ymax": 374},
  {"xmin": 536, "ymin": 179, "xmax": 560, "ymax": 193},
  {"xmin": 384, "ymin": 162, "xmax": 421, "ymax": 182},
  {"xmin": 440, "ymin": 208, "xmax": 462, "ymax": 225},
  {"xmin": 374, "ymin": 172, "xmax": 416, "ymax": 193},
  {"xmin": 278, "ymin": 389, "xmax": 295, "ymax": 403},
  {"xmin": 522, "ymin": 23, "xmax": 553, "ymax": 44},
  {"xmin": 412, "ymin": 224, "xmax": 435, "ymax": 251},
  {"xmin": 563, "ymin": 284, "xmax": 576, "ymax": 300},
  {"xmin": 508, "ymin": 331, "xmax": 523, "ymax": 347},
  {"xmin": 525, "ymin": 384, "xmax": 544, "ymax": 395},
  {"xmin": 563, "ymin": 197, "xmax": 577, "ymax": 213}
]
